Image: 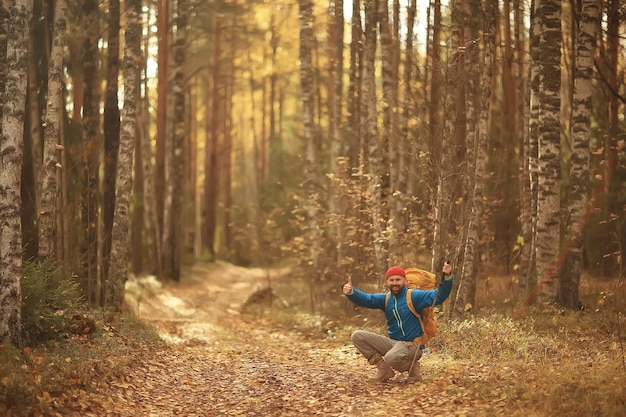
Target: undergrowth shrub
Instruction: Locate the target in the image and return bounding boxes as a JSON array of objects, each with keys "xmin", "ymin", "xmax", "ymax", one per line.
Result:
[
  {"xmin": 1, "ymin": 313, "xmax": 164, "ymax": 415},
  {"xmin": 1, "ymin": 260, "xmax": 167, "ymax": 415},
  {"xmin": 21, "ymin": 260, "xmax": 85, "ymax": 345}
]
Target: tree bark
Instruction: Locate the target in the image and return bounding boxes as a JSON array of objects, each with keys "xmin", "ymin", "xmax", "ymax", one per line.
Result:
[
  {"xmin": 155, "ymin": 0, "xmax": 170, "ymax": 271},
  {"xmin": 346, "ymin": 0, "xmax": 362, "ymax": 168},
  {"xmin": 299, "ymin": 0, "xmax": 321, "ymax": 309},
  {"xmin": 203, "ymin": 10, "xmax": 220, "ymax": 258},
  {"xmin": 102, "ymin": 0, "xmax": 121, "ymax": 300},
  {"xmin": 535, "ymin": 0, "xmax": 562, "ymax": 304},
  {"xmin": 0, "ymin": 0, "xmax": 33, "ymax": 347},
  {"xmin": 361, "ymin": 0, "xmax": 387, "ymax": 280},
  {"xmin": 162, "ymin": 0, "xmax": 187, "ymax": 280},
  {"xmin": 456, "ymin": 0, "xmax": 495, "ymax": 317},
  {"xmin": 560, "ymin": 0, "xmax": 600, "ymax": 309},
  {"xmin": 107, "ymin": 0, "xmax": 141, "ymax": 311},
  {"xmin": 81, "ymin": 0, "xmax": 101, "ymax": 306},
  {"xmin": 433, "ymin": 0, "xmax": 467, "ymax": 291},
  {"xmin": 39, "ymin": 0, "xmax": 68, "ymax": 261},
  {"xmin": 428, "ymin": 0, "xmax": 443, "ymax": 183}
]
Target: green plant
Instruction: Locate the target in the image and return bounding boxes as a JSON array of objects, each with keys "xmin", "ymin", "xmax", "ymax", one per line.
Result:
[{"xmin": 21, "ymin": 260, "xmax": 85, "ymax": 345}]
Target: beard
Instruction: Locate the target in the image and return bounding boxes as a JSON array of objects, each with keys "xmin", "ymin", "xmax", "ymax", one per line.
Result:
[{"xmin": 389, "ymin": 285, "xmax": 404, "ymax": 295}]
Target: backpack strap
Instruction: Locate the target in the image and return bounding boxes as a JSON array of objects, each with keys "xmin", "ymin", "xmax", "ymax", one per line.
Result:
[
  {"xmin": 386, "ymin": 289, "xmax": 427, "ymax": 346},
  {"xmin": 407, "ymin": 289, "xmax": 427, "ymax": 346},
  {"xmin": 406, "ymin": 288, "xmax": 419, "ymax": 317}
]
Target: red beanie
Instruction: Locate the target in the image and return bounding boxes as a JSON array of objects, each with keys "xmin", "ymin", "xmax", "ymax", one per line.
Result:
[{"xmin": 385, "ymin": 266, "xmax": 406, "ymax": 280}]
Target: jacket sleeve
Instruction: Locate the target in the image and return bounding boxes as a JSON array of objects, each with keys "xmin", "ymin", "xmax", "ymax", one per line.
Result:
[
  {"xmin": 411, "ymin": 276, "xmax": 454, "ymax": 309},
  {"xmin": 346, "ymin": 288, "xmax": 386, "ymax": 310}
]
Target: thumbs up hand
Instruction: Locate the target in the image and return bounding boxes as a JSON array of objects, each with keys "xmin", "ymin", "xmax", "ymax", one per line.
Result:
[{"xmin": 343, "ymin": 276, "xmax": 354, "ymax": 295}]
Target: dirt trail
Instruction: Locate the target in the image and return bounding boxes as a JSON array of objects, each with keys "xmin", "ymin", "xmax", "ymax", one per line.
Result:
[{"xmin": 75, "ymin": 262, "xmax": 439, "ymax": 417}]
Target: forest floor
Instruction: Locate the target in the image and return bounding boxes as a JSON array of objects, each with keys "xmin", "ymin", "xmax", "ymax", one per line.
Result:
[{"xmin": 7, "ymin": 261, "xmax": 625, "ymax": 416}]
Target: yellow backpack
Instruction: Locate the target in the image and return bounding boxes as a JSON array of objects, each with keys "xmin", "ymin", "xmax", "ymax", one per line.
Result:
[{"xmin": 385, "ymin": 267, "xmax": 438, "ymax": 345}]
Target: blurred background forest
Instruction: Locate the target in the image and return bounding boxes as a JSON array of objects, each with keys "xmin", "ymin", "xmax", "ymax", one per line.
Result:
[{"xmin": 0, "ymin": 0, "xmax": 625, "ymax": 347}]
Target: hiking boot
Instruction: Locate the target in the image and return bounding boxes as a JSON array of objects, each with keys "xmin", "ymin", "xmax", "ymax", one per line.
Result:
[
  {"xmin": 369, "ymin": 356, "xmax": 395, "ymax": 383},
  {"xmin": 405, "ymin": 350, "xmax": 422, "ymax": 384}
]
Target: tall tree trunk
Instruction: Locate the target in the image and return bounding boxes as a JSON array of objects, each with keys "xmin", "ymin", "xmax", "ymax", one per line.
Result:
[
  {"xmin": 39, "ymin": 0, "xmax": 67, "ymax": 261},
  {"xmin": 397, "ymin": 0, "xmax": 416, "ymax": 210},
  {"xmin": 162, "ymin": 0, "xmax": 187, "ymax": 280},
  {"xmin": 497, "ymin": 0, "xmax": 518, "ymax": 270},
  {"xmin": 0, "ymin": 0, "xmax": 33, "ymax": 347},
  {"xmin": 560, "ymin": 0, "xmax": 599, "ymax": 309},
  {"xmin": 24, "ymin": 19, "xmax": 43, "ymax": 263},
  {"xmin": 154, "ymin": 0, "xmax": 169, "ymax": 278},
  {"xmin": 329, "ymin": 0, "xmax": 345, "ymax": 277},
  {"xmin": 141, "ymin": 67, "xmax": 161, "ymax": 276},
  {"xmin": 203, "ymin": 11, "xmax": 220, "ymax": 257},
  {"xmin": 602, "ymin": 0, "xmax": 620, "ymax": 275},
  {"xmin": 428, "ymin": 0, "xmax": 443, "ymax": 184},
  {"xmin": 132, "ymin": 109, "xmax": 144, "ymax": 275},
  {"xmin": 516, "ymin": 0, "xmax": 533, "ymax": 295},
  {"xmin": 107, "ymin": 0, "xmax": 141, "ymax": 311},
  {"xmin": 523, "ymin": 0, "xmax": 541, "ymax": 300},
  {"xmin": 222, "ymin": 33, "xmax": 235, "ymax": 253},
  {"xmin": 81, "ymin": 0, "xmax": 101, "ymax": 306},
  {"xmin": 433, "ymin": 0, "xmax": 467, "ymax": 270},
  {"xmin": 535, "ymin": 0, "xmax": 562, "ymax": 304},
  {"xmin": 102, "ymin": 0, "xmax": 121, "ymax": 300},
  {"xmin": 362, "ymin": 0, "xmax": 387, "ymax": 279},
  {"xmin": 379, "ymin": 0, "xmax": 401, "ymax": 264},
  {"xmin": 456, "ymin": 0, "xmax": 495, "ymax": 317},
  {"xmin": 299, "ymin": 0, "xmax": 321, "ymax": 310},
  {"xmin": 346, "ymin": 0, "xmax": 362, "ymax": 168}
]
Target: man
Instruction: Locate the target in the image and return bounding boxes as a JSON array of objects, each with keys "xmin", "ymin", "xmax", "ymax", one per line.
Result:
[{"xmin": 342, "ymin": 263, "xmax": 453, "ymax": 383}]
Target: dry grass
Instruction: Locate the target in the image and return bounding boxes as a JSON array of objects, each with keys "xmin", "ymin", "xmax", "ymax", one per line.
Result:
[{"xmin": 268, "ymin": 268, "xmax": 626, "ymax": 416}]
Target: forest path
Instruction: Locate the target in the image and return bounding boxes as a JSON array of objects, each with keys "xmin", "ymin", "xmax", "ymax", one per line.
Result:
[{"xmin": 75, "ymin": 262, "xmax": 502, "ymax": 417}]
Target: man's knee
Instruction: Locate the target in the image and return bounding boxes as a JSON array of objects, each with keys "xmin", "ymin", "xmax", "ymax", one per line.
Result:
[
  {"xmin": 384, "ymin": 353, "xmax": 407, "ymax": 371},
  {"xmin": 384, "ymin": 343, "xmax": 414, "ymax": 371},
  {"xmin": 351, "ymin": 330, "xmax": 368, "ymax": 344}
]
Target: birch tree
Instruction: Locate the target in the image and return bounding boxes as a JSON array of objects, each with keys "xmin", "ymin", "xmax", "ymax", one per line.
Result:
[
  {"xmin": 535, "ymin": 0, "xmax": 562, "ymax": 304},
  {"xmin": 40, "ymin": 0, "xmax": 68, "ymax": 261},
  {"xmin": 560, "ymin": 0, "xmax": 600, "ymax": 308},
  {"xmin": 523, "ymin": 0, "xmax": 542, "ymax": 296},
  {"xmin": 0, "ymin": 0, "xmax": 33, "ymax": 346},
  {"xmin": 106, "ymin": 0, "xmax": 141, "ymax": 310}
]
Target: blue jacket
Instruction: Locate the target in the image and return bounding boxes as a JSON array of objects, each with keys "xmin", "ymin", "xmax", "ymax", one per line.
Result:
[{"xmin": 347, "ymin": 276, "xmax": 453, "ymax": 342}]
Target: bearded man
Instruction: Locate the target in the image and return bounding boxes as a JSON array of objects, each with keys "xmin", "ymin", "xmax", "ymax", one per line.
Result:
[{"xmin": 343, "ymin": 263, "xmax": 453, "ymax": 383}]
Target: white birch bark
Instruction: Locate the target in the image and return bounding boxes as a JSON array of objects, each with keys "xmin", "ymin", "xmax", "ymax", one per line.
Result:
[
  {"xmin": 535, "ymin": 0, "xmax": 562, "ymax": 304},
  {"xmin": 39, "ymin": 0, "xmax": 68, "ymax": 260},
  {"xmin": 0, "ymin": 0, "xmax": 33, "ymax": 346},
  {"xmin": 107, "ymin": 0, "xmax": 141, "ymax": 310},
  {"xmin": 560, "ymin": 0, "xmax": 600, "ymax": 308}
]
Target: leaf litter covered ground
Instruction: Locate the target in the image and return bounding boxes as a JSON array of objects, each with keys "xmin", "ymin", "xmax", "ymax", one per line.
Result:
[{"xmin": 62, "ymin": 263, "xmax": 626, "ymax": 416}]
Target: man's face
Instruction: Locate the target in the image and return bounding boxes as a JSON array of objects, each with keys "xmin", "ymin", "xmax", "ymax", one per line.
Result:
[{"xmin": 387, "ymin": 275, "xmax": 406, "ymax": 295}]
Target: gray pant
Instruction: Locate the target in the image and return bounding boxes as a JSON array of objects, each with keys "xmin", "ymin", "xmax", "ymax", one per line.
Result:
[{"xmin": 351, "ymin": 330, "xmax": 420, "ymax": 372}]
